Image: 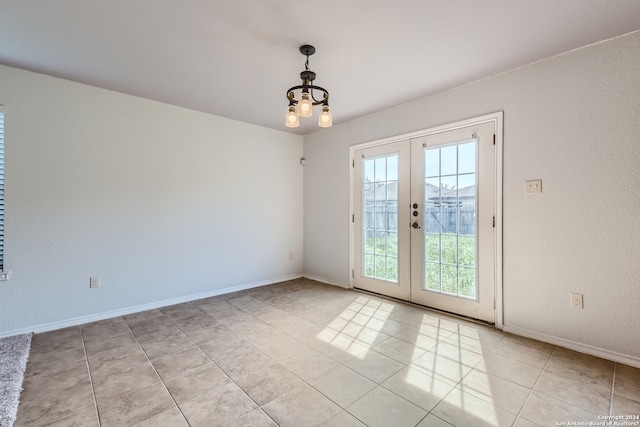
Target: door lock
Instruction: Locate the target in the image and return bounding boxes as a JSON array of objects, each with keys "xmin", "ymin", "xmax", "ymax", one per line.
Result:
[{"xmin": 411, "ymin": 222, "xmax": 421, "ymax": 229}]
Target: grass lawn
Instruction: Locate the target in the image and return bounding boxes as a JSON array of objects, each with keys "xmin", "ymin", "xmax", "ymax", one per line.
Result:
[{"xmin": 363, "ymin": 233, "xmax": 476, "ymax": 298}]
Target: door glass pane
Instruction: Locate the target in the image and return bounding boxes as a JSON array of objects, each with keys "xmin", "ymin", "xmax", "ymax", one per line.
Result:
[
  {"xmin": 362, "ymin": 154, "xmax": 399, "ymax": 283},
  {"xmin": 425, "ymin": 149, "xmax": 440, "ymax": 177},
  {"xmin": 425, "ymin": 262, "xmax": 440, "ymax": 291},
  {"xmin": 424, "ymin": 234, "xmax": 440, "ymax": 262},
  {"xmin": 459, "ymin": 236, "xmax": 475, "ymax": 266},
  {"xmin": 440, "ymin": 145, "xmax": 457, "ymax": 175},
  {"xmin": 387, "ymin": 232, "xmax": 398, "ymax": 257},
  {"xmin": 423, "ymin": 139, "xmax": 478, "ymax": 299},
  {"xmin": 458, "ymin": 142, "xmax": 476, "ymax": 174},
  {"xmin": 459, "ymin": 267, "xmax": 476, "ymax": 298},
  {"xmin": 374, "ymin": 157, "xmax": 387, "ymax": 181}
]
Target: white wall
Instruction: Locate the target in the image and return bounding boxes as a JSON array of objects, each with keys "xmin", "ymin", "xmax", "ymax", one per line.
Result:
[
  {"xmin": 0, "ymin": 64, "xmax": 304, "ymax": 336},
  {"xmin": 303, "ymin": 31, "xmax": 640, "ymax": 362}
]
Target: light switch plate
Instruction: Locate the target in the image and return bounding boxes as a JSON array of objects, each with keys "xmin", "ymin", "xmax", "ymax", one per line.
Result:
[
  {"xmin": 90, "ymin": 276, "xmax": 100, "ymax": 288},
  {"xmin": 526, "ymin": 180, "xmax": 542, "ymax": 194}
]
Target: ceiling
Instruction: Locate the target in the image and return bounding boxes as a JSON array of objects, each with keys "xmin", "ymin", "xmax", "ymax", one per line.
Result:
[{"xmin": 1, "ymin": 1, "xmax": 639, "ymax": 135}]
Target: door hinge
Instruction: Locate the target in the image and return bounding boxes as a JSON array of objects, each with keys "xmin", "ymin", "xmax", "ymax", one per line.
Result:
[
  {"xmin": 493, "ymin": 134, "xmax": 496, "ymax": 145},
  {"xmin": 352, "ymin": 269, "xmax": 355, "ymax": 278},
  {"xmin": 494, "ymin": 298, "xmax": 496, "ymax": 309},
  {"xmin": 352, "ymin": 159, "xmax": 355, "ymax": 167},
  {"xmin": 492, "ymin": 216, "xmax": 495, "ymax": 228},
  {"xmin": 352, "ymin": 214, "xmax": 355, "ymax": 223}
]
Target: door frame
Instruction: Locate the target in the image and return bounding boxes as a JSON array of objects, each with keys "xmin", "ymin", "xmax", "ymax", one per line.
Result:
[{"xmin": 349, "ymin": 112, "xmax": 504, "ymax": 328}]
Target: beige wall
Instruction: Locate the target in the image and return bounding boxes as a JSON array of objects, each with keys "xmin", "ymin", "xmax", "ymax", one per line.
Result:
[
  {"xmin": 2, "ymin": 30, "xmax": 638, "ymax": 365},
  {"xmin": 303, "ymin": 31, "xmax": 640, "ymax": 364},
  {"xmin": 0, "ymin": 64, "xmax": 304, "ymax": 335}
]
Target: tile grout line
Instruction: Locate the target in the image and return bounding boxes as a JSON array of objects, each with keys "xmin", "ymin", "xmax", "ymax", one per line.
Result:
[
  {"xmin": 344, "ymin": 310, "xmax": 507, "ymax": 427},
  {"xmin": 121, "ymin": 317, "xmax": 193, "ymax": 427},
  {"xmin": 160, "ymin": 287, "xmax": 495, "ymax": 427},
  {"xmin": 245, "ymin": 289, "xmax": 497, "ymax": 426},
  {"xmin": 199, "ymin": 294, "xmax": 410, "ymax": 426},
  {"xmin": 25, "ymin": 282, "xmax": 621, "ymax": 427},
  {"xmin": 250, "ymin": 298, "xmax": 384, "ymax": 424},
  {"xmin": 161, "ymin": 304, "xmax": 281, "ymax": 426},
  {"xmin": 401, "ymin": 332, "xmax": 506, "ymax": 427},
  {"xmin": 136, "ymin": 287, "xmax": 520, "ymax": 427},
  {"xmin": 253, "ymin": 295, "xmax": 403, "ymax": 426},
  {"xmin": 512, "ymin": 345, "xmax": 558, "ymax": 426},
  {"xmin": 79, "ymin": 326, "xmax": 103, "ymax": 427},
  {"xmin": 304, "ymin": 300, "xmax": 474, "ymax": 426},
  {"xmin": 211, "ymin": 295, "xmax": 394, "ymax": 425},
  {"xmin": 295, "ymin": 301, "xmax": 404, "ymax": 425},
  {"xmin": 609, "ymin": 363, "xmax": 617, "ymax": 416}
]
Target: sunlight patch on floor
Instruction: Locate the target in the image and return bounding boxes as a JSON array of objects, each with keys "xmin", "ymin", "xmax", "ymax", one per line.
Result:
[{"xmin": 316, "ymin": 296, "xmax": 393, "ymax": 359}]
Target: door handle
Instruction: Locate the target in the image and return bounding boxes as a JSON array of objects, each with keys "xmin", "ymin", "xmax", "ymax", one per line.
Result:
[{"xmin": 411, "ymin": 222, "xmax": 421, "ymax": 229}]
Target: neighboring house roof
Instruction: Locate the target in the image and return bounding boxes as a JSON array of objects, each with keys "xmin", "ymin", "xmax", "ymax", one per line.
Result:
[
  {"xmin": 434, "ymin": 185, "xmax": 476, "ymax": 201},
  {"xmin": 364, "ymin": 180, "xmax": 398, "ymax": 202},
  {"xmin": 364, "ymin": 181, "xmax": 475, "ymax": 203}
]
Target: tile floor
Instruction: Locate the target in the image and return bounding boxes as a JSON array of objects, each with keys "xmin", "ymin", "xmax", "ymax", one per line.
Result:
[{"xmin": 14, "ymin": 279, "xmax": 640, "ymax": 427}]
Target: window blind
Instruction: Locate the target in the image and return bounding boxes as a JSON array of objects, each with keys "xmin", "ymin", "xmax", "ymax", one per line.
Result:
[{"xmin": 0, "ymin": 112, "xmax": 4, "ymax": 270}]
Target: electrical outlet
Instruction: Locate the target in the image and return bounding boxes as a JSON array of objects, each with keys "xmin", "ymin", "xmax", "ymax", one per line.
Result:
[
  {"xmin": 289, "ymin": 251, "xmax": 294, "ymax": 260},
  {"xmin": 90, "ymin": 276, "xmax": 100, "ymax": 289},
  {"xmin": 526, "ymin": 180, "xmax": 542, "ymax": 194},
  {"xmin": 570, "ymin": 292, "xmax": 583, "ymax": 309}
]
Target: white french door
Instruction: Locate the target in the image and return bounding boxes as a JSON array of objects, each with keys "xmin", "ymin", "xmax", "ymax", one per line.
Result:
[
  {"xmin": 353, "ymin": 120, "xmax": 497, "ymax": 323},
  {"xmin": 353, "ymin": 141, "xmax": 411, "ymax": 300}
]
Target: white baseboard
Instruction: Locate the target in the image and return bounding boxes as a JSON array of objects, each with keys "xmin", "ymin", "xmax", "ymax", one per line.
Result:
[
  {"xmin": 503, "ymin": 324, "xmax": 640, "ymax": 369},
  {"xmin": 302, "ymin": 274, "xmax": 349, "ymax": 289},
  {"xmin": 0, "ymin": 274, "xmax": 303, "ymax": 339},
  {"xmin": 7, "ymin": 274, "xmax": 636, "ymax": 370}
]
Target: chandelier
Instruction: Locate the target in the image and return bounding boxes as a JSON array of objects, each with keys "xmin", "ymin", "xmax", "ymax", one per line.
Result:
[{"xmin": 285, "ymin": 45, "xmax": 332, "ymax": 128}]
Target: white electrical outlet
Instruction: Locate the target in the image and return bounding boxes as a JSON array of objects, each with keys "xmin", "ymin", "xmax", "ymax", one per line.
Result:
[
  {"xmin": 90, "ymin": 276, "xmax": 100, "ymax": 289},
  {"xmin": 526, "ymin": 180, "xmax": 542, "ymax": 194},
  {"xmin": 570, "ymin": 292, "xmax": 583, "ymax": 309},
  {"xmin": 289, "ymin": 251, "xmax": 294, "ymax": 260}
]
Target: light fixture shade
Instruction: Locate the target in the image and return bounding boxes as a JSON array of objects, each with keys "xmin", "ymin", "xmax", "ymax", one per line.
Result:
[
  {"xmin": 286, "ymin": 45, "xmax": 331, "ymax": 128},
  {"xmin": 286, "ymin": 106, "xmax": 299, "ymax": 127},
  {"xmin": 318, "ymin": 105, "xmax": 332, "ymax": 127},
  {"xmin": 297, "ymin": 92, "xmax": 313, "ymax": 118}
]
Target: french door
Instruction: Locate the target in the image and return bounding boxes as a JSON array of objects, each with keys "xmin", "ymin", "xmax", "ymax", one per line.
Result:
[
  {"xmin": 353, "ymin": 120, "xmax": 497, "ymax": 323},
  {"xmin": 353, "ymin": 141, "xmax": 411, "ymax": 300}
]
